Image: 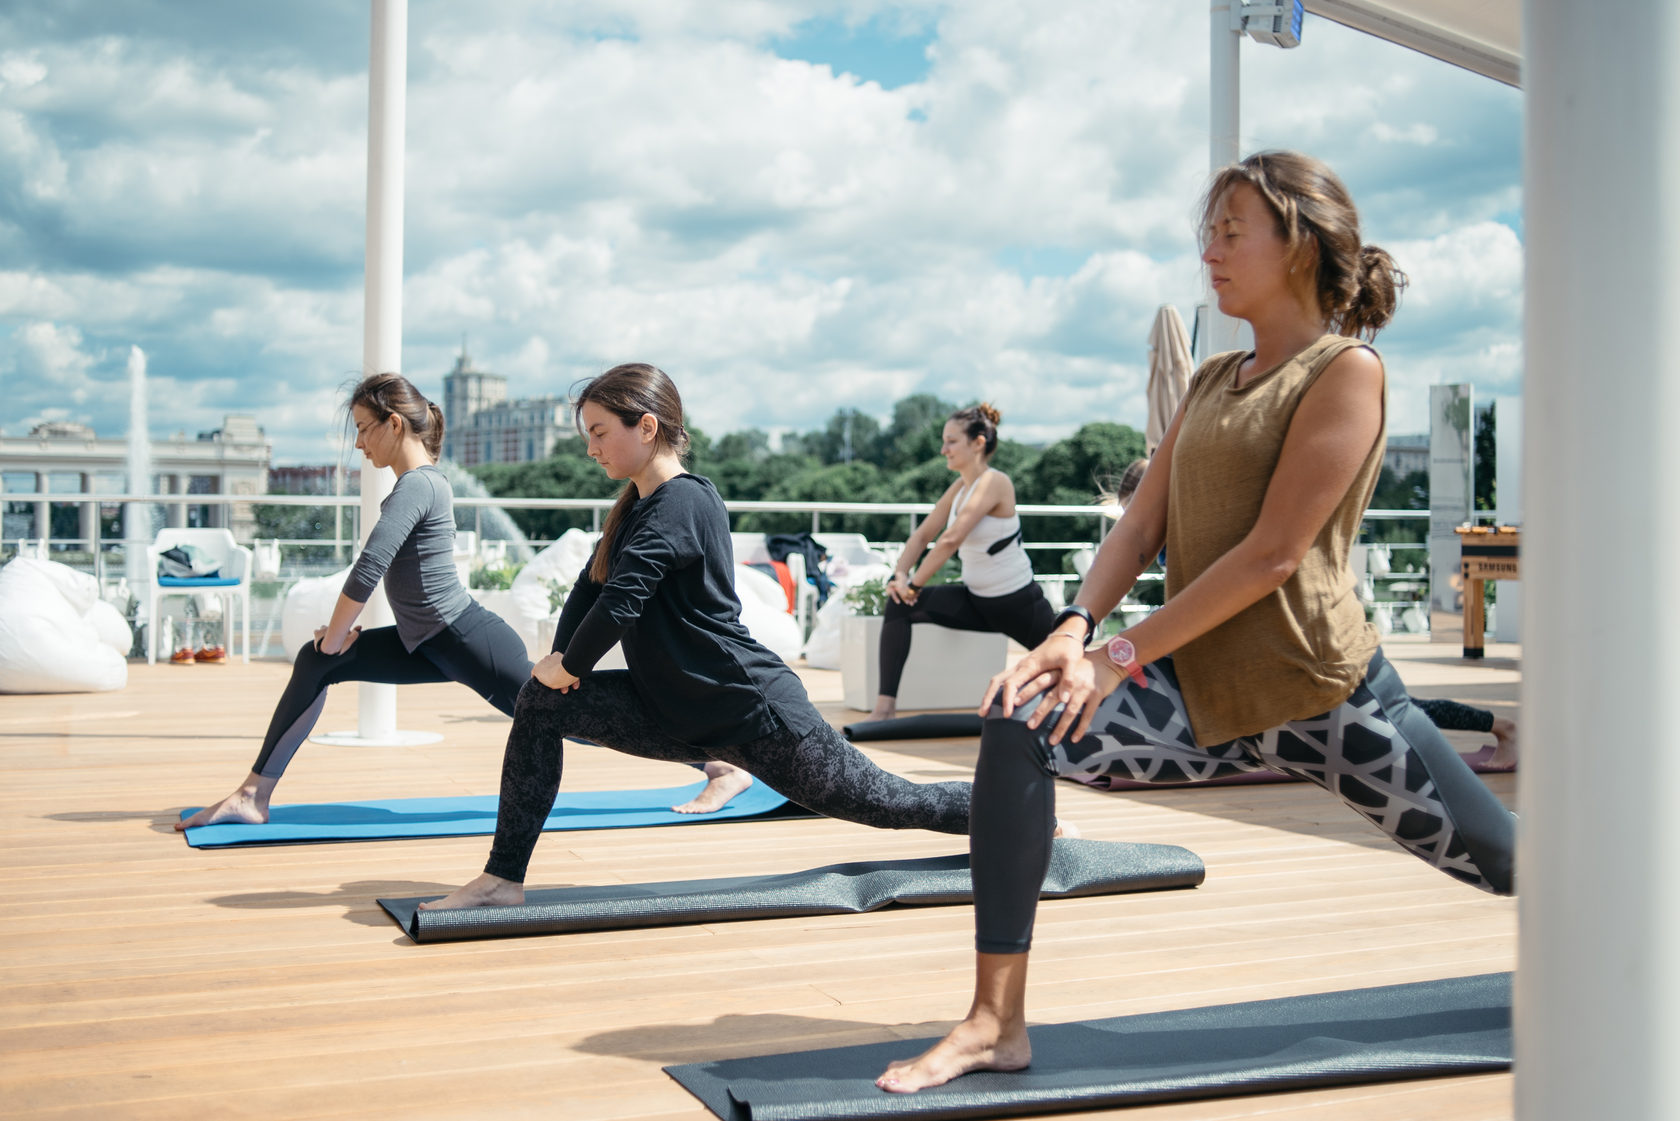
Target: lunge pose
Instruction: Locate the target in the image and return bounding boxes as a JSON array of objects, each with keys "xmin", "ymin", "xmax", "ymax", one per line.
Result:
[
  {"xmin": 866, "ymin": 404, "xmax": 1055, "ymax": 722},
  {"xmin": 877, "ymin": 151, "xmax": 1518, "ymax": 1092},
  {"xmin": 424, "ymin": 364, "xmax": 973, "ymax": 910},
  {"xmin": 176, "ymin": 374, "xmax": 531, "ymax": 830}
]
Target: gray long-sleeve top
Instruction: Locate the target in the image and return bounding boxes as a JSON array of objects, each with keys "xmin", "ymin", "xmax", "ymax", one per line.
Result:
[{"xmin": 342, "ymin": 464, "xmax": 473, "ymax": 651}]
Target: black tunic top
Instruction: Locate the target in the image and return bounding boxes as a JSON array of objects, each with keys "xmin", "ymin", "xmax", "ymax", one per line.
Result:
[{"xmin": 553, "ymin": 474, "xmax": 820, "ymax": 748}]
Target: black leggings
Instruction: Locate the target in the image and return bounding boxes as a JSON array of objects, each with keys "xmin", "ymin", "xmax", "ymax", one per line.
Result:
[
  {"xmin": 878, "ymin": 581, "xmax": 1055, "ymax": 698},
  {"xmin": 484, "ymin": 671, "xmax": 971, "ymax": 882},
  {"xmin": 252, "ymin": 601, "xmax": 531, "ymax": 778},
  {"xmin": 970, "ymin": 648, "xmax": 1517, "ymax": 954}
]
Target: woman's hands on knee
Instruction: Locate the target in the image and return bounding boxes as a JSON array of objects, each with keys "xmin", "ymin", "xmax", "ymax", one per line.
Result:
[
  {"xmin": 532, "ymin": 652, "xmax": 581, "ymax": 692},
  {"xmin": 1040, "ymin": 655, "xmax": 1125, "ymax": 745},
  {"xmin": 313, "ymin": 625, "xmax": 361, "ymax": 656},
  {"xmin": 980, "ymin": 632, "xmax": 1085, "ymax": 719}
]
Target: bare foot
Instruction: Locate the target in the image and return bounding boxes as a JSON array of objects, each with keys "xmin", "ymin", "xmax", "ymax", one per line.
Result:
[
  {"xmin": 877, "ymin": 1015, "xmax": 1032, "ymax": 1093},
  {"xmin": 672, "ymin": 761, "xmax": 754, "ymax": 814},
  {"xmin": 418, "ymin": 872, "xmax": 525, "ymax": 911},
  {"xmin": 867, "ymin": 698, "xmax": 898, "ymax": 723},
  {"xmin": 1052, "ymin": 818, "xmax": 1080, "ymax": 840},
  {"xmin": 174, "ymin": 788, "xmax": 269, "ymax": 830},
  {"xmin": 1487, "ymin": 717, "xmax": 1519, "ymax": 771}
]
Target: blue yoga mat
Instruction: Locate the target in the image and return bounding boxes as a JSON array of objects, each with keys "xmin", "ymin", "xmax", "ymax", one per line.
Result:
[{"xmin": 178, "ymin": 779, "xmax": 812, "ymax": 848}]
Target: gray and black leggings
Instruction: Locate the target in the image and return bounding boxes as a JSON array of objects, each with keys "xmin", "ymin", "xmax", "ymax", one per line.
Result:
[
  {"xmin": 252, "ymin": 601, "xmax": 531, "ymax": 778},
  {"xmin": 484, "ymin": 671, "xmax": 971, "ymax": 882},
  {"xmin": 971, "ymin": 648, "xmax": 1517, "ymax": 954},
  {"xmin": 879, "ymin": 581, "xmax": 1055, "ymax": 697}
]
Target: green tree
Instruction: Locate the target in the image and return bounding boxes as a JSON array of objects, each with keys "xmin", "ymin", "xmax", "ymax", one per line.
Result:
[{"xmin": 878, "ymin": 393, "xmax": 958, "ymax": 471}]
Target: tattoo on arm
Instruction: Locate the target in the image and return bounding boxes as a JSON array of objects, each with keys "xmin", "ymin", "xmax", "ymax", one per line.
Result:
[{"xmin": 1136, "ymin": 551, "xmax": 1150, "ymax": 567}]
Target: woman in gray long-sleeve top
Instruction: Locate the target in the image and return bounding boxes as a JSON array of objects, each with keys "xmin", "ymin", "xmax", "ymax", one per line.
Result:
[{"xmin": 176, "ymin": 373, "xmax": 532, "ymax": 831}]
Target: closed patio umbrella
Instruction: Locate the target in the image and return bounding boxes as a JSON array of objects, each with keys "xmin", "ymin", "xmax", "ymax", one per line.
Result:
[{"xmin": 1145, "ymin": 304, "xmax": 1193, "ymax": 456}]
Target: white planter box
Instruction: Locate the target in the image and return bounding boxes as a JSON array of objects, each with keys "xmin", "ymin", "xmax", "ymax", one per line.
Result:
[{"xmin": 840, "ymin": 614, "xmax": 1008, "ymax": 711}]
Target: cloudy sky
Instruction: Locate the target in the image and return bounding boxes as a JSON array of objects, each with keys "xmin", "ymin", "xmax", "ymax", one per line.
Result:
[{"xmin": 0, "ymin": 1, "xmax": 1522, "ymax": 465}]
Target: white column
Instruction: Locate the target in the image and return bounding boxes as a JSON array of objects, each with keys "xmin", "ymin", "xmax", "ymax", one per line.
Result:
[
  {"xmin": 1516, "ymin": 2, "xmax": 1680, "ymax": 1119},
  {"xmin": 357, "ymin": 0, "xmax": 406, "ymax": 740},
  {"xmin": 1202, "ymin": 1, "xmax": 1247, "ymax": 361},
  {"xmin": 33, "ymin": 471, "xmax": 49, "ymax": 548}
]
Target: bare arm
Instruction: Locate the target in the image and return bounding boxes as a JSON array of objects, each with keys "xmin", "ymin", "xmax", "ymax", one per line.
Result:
[
  {"xmin": 315, "ymin": 593, "xmax": 366, "ymax": 655},
  {"xmin": 907, "ymin": 471, "xmax": 1015, "ymax": 588},
  {"xmin": 887, "ymin": 480, "xmax": 961, "ymax": 602},
  {"xmin": 1119, "ymin": 347, "xmax": 1385, "ymax": 667},
  {"xmin": 1037, "ymin": 346, "xmax": 1386, "ymax": 743}
]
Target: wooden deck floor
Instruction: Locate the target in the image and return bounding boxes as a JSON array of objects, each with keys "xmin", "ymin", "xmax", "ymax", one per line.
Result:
[{"xmin": 0, "ymin": 638, "xmax": 1519, "ymax": 1120}]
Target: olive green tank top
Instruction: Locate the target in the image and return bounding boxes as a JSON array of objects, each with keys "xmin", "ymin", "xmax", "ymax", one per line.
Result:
[{"xmin": 1164, "ymin": 334, "xmax": 1385, "ymax": 746}]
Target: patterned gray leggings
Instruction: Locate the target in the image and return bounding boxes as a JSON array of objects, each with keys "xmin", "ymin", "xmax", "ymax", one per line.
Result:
[
  {"xmin": 485, "ymin": 671, "xmax": 971, "ymax": 882},
  {"xmin": 971, "ymin": 648, "xmax": 1517, "ymax": 954}
]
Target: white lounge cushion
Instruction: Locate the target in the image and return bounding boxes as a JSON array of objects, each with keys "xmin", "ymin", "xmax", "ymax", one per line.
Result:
[{"xmin": 0, "ymin": 558, "xmax": 129, "ymax": 694}]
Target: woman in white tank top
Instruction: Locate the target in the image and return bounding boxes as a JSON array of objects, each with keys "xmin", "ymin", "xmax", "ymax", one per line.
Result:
[{"xmin": 867, "ymin": 404, "xmax": 1055, "ymax": 722}]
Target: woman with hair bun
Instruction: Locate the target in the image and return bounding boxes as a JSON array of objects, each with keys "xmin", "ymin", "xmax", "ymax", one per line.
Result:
[
  {"xmin": 864, "ymin": 402, "xmax": 1055, "ymax": 722},
  {"xmin": 877, "ymin": 151, "xmax": 1518, "ymax": 1092},
  {"xmin": 177, "ymin": 372, "xmax": 532, "ymax": 830}
]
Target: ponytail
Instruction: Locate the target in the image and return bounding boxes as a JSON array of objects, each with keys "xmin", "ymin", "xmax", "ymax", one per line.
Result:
[
  {"xmin": 590, "ymin": 484, "xmax": 640, "ymax": 584},
  {"xmin": 348, "ymin": 372, "xmax": 444, "ymax": 461}
]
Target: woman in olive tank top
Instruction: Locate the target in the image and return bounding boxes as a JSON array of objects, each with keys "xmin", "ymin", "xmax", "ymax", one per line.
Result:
[{"xmin": 877, "ymin": 151, "xmax": 1518, "ymax": 1094}]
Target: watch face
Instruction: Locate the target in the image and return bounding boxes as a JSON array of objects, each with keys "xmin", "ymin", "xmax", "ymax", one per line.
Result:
[{"xmin": 1106, "ymin": 635, "xmax": 1136, "ymax": 666}]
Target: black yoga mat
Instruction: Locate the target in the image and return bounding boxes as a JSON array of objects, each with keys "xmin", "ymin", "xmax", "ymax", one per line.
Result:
[
  {"xmin": 842, "ymin": 713, "xmax": 984, "ymax": 741},
  {"xmin": 379, "ymin": 837, "xmax": 1203, "ymax": 944},
  {"xmin": 666, "ymin": 972, "xmax": 1512, "ymax": 1121}
]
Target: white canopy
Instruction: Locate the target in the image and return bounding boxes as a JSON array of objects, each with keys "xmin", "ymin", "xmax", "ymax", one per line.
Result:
[{"xmin": 1305, "ymin": 0, "xmax": 1521, "ymax": 87}]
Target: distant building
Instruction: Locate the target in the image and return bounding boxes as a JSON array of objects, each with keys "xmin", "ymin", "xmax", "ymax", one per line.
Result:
[
  {"xmin": 440, "ymin": 348, "xmax": 572, "ymax": 467},
  {"xmin": 1384, "ymin": 434, "xmax": 1429, "ymax": 478},
  {"xmin": 0, "ymin": 416, "xmax": 271, "ymax": 545},
  {"xmin": 267, "ymin": 465, "xmax": 360, "ymax": 496}
]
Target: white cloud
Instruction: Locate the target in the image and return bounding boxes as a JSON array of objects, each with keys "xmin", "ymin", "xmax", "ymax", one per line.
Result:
[{"xmin": 0, "ymin": 0, "xmax": 1524, "ymax": 465}]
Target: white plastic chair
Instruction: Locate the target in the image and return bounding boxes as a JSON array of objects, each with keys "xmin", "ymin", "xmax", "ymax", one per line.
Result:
[{"xmin": 146, "ymin": 528, "xmax": 253, "ymax": 664}]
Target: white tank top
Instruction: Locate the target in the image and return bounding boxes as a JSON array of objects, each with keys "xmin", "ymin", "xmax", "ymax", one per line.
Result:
[{"xmin": 949, "ymin": 471, "xmax": 1034, "ymax": 597}]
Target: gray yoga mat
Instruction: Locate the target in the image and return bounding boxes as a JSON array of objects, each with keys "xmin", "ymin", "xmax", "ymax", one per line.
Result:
[
  {"xmin": 379, "ymin": 837, "xmax": 1203, "ymax": 944},
  {"xmin": 666, "ymin": 971, "xmax": 1512, "ymax": 1121}
]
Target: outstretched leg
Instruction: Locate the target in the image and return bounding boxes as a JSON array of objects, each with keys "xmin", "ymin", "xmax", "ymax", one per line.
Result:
[
  {"xmin": 714, "ymin": 720, "xmax": 970, "ymax": 834},
  {"xmin": 178, "ymin": 628, "xmax": 446, "ymax": 830}
]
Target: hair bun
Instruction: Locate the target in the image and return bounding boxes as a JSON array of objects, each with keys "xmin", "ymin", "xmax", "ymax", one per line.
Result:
[{"xmin": 978, "ymin": 403, "xmax": 1001, "ymax": 426}]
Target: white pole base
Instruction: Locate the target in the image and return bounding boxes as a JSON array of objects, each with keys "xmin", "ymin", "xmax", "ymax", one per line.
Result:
[{"xmin": 309, "ymin": 730, "xmax": 444, "ymax": 748}]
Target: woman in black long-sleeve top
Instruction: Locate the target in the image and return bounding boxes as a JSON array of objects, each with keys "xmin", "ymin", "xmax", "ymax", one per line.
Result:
[{"xmin": 424, "ymin": 364, "xmax": 973, "ymax": 911}]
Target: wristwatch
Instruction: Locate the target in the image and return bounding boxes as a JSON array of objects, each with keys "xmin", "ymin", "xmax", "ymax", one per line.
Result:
[
  {"xmin": 1104, "ymin": 634, "xmax": 1149, "ymax": 688},
  {"xmin": 1052, "ymin": 605, "xmax": 1097, "ymax": 645}
]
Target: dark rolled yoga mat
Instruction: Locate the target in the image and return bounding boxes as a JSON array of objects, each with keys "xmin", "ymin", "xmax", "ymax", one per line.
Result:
[
  {"xmin": 379, "ymin": 837, "xmax": 1203, "ymax": 943},
  {"xmin": 841, "ymin": 713, "xmax": 985, "ymax": 741},
  {"xmin": 666, "ymin": 971, "xmax": 1512, "ymax": 1121}
]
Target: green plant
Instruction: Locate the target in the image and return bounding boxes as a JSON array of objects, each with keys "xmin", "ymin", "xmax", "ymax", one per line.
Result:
[
  {"xmin": 844, "ymin": 575, "xmax": 888, "ymax": 616},
  {"xmin": 470, "ymin": 563, "xmax": 524, "ymax": 591}
]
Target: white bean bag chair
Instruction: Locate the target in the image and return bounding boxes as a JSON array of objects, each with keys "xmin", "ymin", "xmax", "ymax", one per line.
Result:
[
  {"xmin": 0, "ymin": 558, "xmax": 130, "ymax": 693},
  {"xmin": 280, "ymin": 568, "xmax": 352, "ymax": 663},
  {"xmin": 731, "ymin": 561, "xmax": 803, "ymax": 663}
]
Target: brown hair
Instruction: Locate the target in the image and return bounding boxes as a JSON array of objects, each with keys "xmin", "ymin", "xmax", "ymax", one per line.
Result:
[
  {"xmin": 574, "ymin": 363, "xmax": 689, "ymax": 583},
  {"xmin": 348, "ymin": 372, "xmax": 445, "ymax": 460},
  {"xmin": 949, "ymin": 402, "xmax": 1001, "ymax": 457},
  {"xmin": 1199, "ymin": 150, "xmax": 1408, "ymax": 340}
]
